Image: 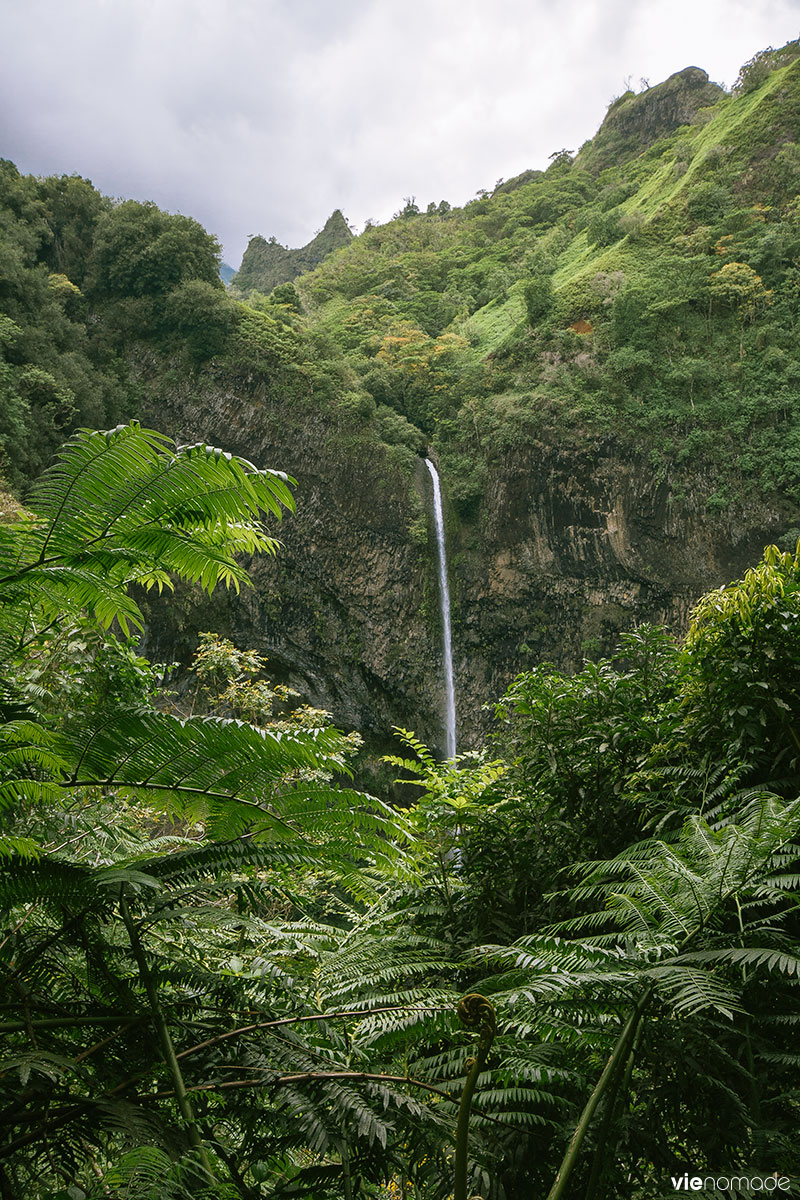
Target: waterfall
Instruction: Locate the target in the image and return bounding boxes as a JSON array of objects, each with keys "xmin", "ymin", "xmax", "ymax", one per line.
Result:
[{"xmin": 424, "ymin": 458, "xmax": 456, "ymax": 758}]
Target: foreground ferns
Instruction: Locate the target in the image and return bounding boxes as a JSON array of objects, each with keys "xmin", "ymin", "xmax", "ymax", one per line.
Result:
[
  {"xmin": 0, "ymin": 425, "xmax": 422, "ymax": 1198},
  {"xmin": 2, "ymin": 425, "xmax": 799, "ymax": 1197},
  {"xmin": 472, "ymin": 796, "xmax": 800, "ymax": 1196}
]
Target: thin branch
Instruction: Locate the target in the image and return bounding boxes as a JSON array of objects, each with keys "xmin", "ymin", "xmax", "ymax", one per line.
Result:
[
  {"xmin": 175, "ymin": 1004, "xmax": 444, "ymax": 1061},
  {"xmin": 155, "ymin": 1071, "xmax": 516, "ymax": 1129},
  {"xmin": 1, "ymin": 909, "xmax": 91, "ymax": 986},
  {"xmin": 162, "ymin": 1070, "xmax": 452, "ymax": 1101},
  {"xmin": 546, "ymin": 985, "xmax": 653, "ymax": 1200},
  {"xmin": 0, "ymin": 1015, "xmax": 150, "ymax": 1034},
  {"xmin": 61, "ymin": 778, "xmax": 302, "ymax": 836},
  {"xmin": 454, "ymin": 995, "xmax": 496, "ymax": 1200},
  {"xmin": 0, "ymin": 904, "xmax": 36, "ymax": 954}
]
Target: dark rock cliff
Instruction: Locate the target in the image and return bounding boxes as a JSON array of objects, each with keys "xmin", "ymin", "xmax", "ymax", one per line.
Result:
[
  {"xmin": 140, "ymin": 368, "xmax": 446, "ymax": 752},
  {"xmin": 451, "ymin": 440, "xmax": 784, "ymax": 745},
  {"xmin": 140, "ymin": 368, "xmax": 787, "ymax": 756}
]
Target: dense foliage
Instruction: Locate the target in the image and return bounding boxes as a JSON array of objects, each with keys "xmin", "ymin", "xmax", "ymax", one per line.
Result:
[
  {"xmin": 2, "ymin": 36, "xmax": 800, "ymax": 1200},
  {"xmin": 289, "ymin": 43, "xmax": 800, "ymax": 515},
  {"xmin": 3, "ymin": 40, "xmax": 800, "ymax": 519},
  {"xmin": 0, "ymin": 423, "xmax": 798, "ymax": 1199},
  {"xmin": 232, "ymin": 211, "xmax": 353, "ymax": 298}
]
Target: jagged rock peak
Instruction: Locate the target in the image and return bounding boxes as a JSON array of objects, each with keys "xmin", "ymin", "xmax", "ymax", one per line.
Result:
[
  {"xmin": 232, "ymin": 209, "xmax": 353, "ymax": 297},
  {"xmin": 320, "ymin": 209, "xmax": 350, "ymax": 235},
  {"xmin": 578, "ymin": 67, "xmax": 726, "ymax": 173}
]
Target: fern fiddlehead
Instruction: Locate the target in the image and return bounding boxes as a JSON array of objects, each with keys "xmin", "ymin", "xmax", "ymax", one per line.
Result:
[{"xmin": 454, "ymin": 993, "xmax": 496, "ymax": 1200}]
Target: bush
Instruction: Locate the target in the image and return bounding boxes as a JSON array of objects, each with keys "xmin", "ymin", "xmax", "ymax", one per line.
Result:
[
  {"xmin": 375, "ymin": 404, "xmax": 426, "ymax": 451},
  {"xmin": 523, "ymin": 275, "xmax": 554, "ymax": 326},
  {"xmin": 687, "ymin": 183, "xmax": 732, "ymax": 225},
  {"xmin": 164, "ymin": 279, "xmax": 236, "ymax": 362},
  {"xmin": 586, "ymin": 208, "xmax": 623, "ymax": 247},
  {"xmin": 733, "ymin": 42, "xmax": 800, "ymax": 94},
  {"xmin": 269, "ymin": 282, "xmax": 303, "ymax": 312},
  {"xmin": 228, "ymin": 306, "xmax": 302, "ymax": 377}
]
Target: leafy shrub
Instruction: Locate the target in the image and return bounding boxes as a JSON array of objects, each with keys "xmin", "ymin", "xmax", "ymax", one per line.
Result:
[
  {"xmin": 618, "ymin": 209, "xmax": 646, "ymax": 239},
  {"xmin": 733, "ymin": 41, "xmax": 800, "ymax": 94},
  {"xmin": 228, "ymin": 305, "xmax": 302, "ymax": 376},
  {"xmin": 687, "ymin": 182, "xmax": 732, "ymax": 224},
  {"xmin": 164, "ymin": 279, "xmax": 236, "ymax": 362},
  {"xmin": 334, "ymin": 389, "xmax": 376, "ymax": 426},
  {"xmin": 586, "ymin": 208, "xmax": 623, "ymax": 247},
  {"xmin": 269, "ymin": 281, "xmax": 304, "ymax": 312},
  {"xmin": 375, "ymin": 404, "xmax": 426, "ymax": 451},
  {"xmin": 608, "ymin": 345, "xmax": 653, "ymax": 385},
  {"xmin": 523, "ymin": 275, "xmax": 554, "ymax": 326}
]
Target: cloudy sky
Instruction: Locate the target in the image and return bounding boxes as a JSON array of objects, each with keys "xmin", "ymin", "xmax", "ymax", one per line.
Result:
[{"xmin": 1, "ymin": 0, "xmax": 798, "ymax": 267}]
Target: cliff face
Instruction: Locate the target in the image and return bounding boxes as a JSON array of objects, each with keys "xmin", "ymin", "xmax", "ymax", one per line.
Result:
[
  {"xmin": 140, "ymin": 368, "xmax": 446, "ymax": 751},
  {"xmin": 126, "ymin": 46, "xmax": 800, "ymax": 756},
  {"xmin": 3, "ymin": 44, "xmax": 799, "ymax": 763},
  {"xmin": 141, "ymin": 367, "xmax": 786, "ymax": 756},
  {"xmin": 450, "ymin": 440, "xmax": 784, "ymax": 745}
]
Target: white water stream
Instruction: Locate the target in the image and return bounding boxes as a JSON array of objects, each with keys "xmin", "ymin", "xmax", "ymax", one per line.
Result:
[{"xmin": 424, "ymin": 458, "xmax": 456, "ymax": 758}]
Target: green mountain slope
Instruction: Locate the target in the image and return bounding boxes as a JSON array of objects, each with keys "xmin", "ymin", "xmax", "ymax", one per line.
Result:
[
  {"xmin": 1, "ymin": 40, "xmax": 799, "ymax": 753},
  {"xmin": 293, "ymin": 41, "xmax": 800, "ymax": 509}
]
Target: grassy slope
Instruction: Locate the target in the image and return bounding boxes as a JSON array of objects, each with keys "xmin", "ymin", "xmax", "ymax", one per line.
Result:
[
  {"xmin": 550, "ymin": 65, "xmax": 792, "ymax": 304},
  {"xmin": 286, "ymin": 46, "xmax": 800, "ymax": 517},
  {"xmin": 297, "ymin": 51, "xmax": 796, "ymax": 337}
]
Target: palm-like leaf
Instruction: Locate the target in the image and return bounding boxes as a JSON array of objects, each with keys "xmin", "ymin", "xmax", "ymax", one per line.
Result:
[
  {"xmin": 0, "ymin": 423, "xmax": 442, "ymax": 1195},
  {"xmin": 459, "ymin": 794, "xmax": 800, "ymax": 1198},
  {"xmin": 0, "ymin": 708, "xmax": 407, "ymax": 878},
  {"xmin": 477, "ymin": 795, "xmax": 800, "ymax": 1027},
  {"xmin": 0, "ymin": 422, "xmax": 295, "ymax": 640},
  {"xmin": 50, "ymin": 709, "xmax": 407, "ymax": 860}
]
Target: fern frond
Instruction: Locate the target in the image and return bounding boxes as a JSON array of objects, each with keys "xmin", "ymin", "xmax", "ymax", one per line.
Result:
[
  {"xmin": 676, "ymin": 946, "xmax": 800, "ymax": 976},
  {"xmin": 0, "ymin": 423, "xmax": 295, "ymax": 639},
  {"xmin": 0, "ymin": 854, "xmax": 113, "ymax": 911}
]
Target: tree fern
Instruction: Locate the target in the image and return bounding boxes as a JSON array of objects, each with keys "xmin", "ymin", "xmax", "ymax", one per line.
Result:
[
  {"xmin": 0, "ymin": 424, "xmax": 431, "ymax": 1196},
  {"xmin": 0, "ymin": 421, "xmax": 295, "ymax": 645},
  {"xmin": 464, "ymin": 794, "xmax": 800, "ymax": 1196}
]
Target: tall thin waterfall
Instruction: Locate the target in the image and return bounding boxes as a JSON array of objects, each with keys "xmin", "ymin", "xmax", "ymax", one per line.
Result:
[{"xmin": 424, "ymin": 458, "xmax": 456, "ymax": 758}]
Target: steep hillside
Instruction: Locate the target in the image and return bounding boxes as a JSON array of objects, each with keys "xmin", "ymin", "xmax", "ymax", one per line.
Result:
[
  {"xmin": 232, "ymin": 208, "xmax": 353, "ymax": 296},
  {"xmin": 260, "ymin": 40, "xmax": 800, "ymax": 743}
]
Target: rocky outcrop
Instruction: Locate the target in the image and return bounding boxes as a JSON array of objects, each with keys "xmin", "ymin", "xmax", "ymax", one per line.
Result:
[
  {"xmin": 232, "ymin": 210, "xmax": 353, "ymax": 297},
  {"xmin": 450, "ymin": 439, "xmax": 784, "ymax": 745},
  {"xmin": 578, "ymin": 68, "xmax": 726, "ymax": 173},
  {"xmin": 140, "ymin": 368, "xmax": 447, "ymax": 753}
]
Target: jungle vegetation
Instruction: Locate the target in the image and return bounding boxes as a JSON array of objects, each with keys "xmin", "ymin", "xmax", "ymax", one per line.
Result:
[
  {"xmin": 1, "ymin": 36, "xmax": 800, "ymax": 1200},
  {"xmin": 0, "ymin": 421, "xmax": 799, "ymax": 1199},
  {"xmin": 3, "ymin": 41, "xmax": 800, "ymax": 513},
  {"xmin": 231, "ymin": 211, "xmax": 353, "ymax": 299}
]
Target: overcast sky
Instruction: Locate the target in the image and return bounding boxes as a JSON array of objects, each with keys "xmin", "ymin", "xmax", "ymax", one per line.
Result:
[{"xmin": 1, "ymin": 0, "xmax": 799, "ymax": 267}]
